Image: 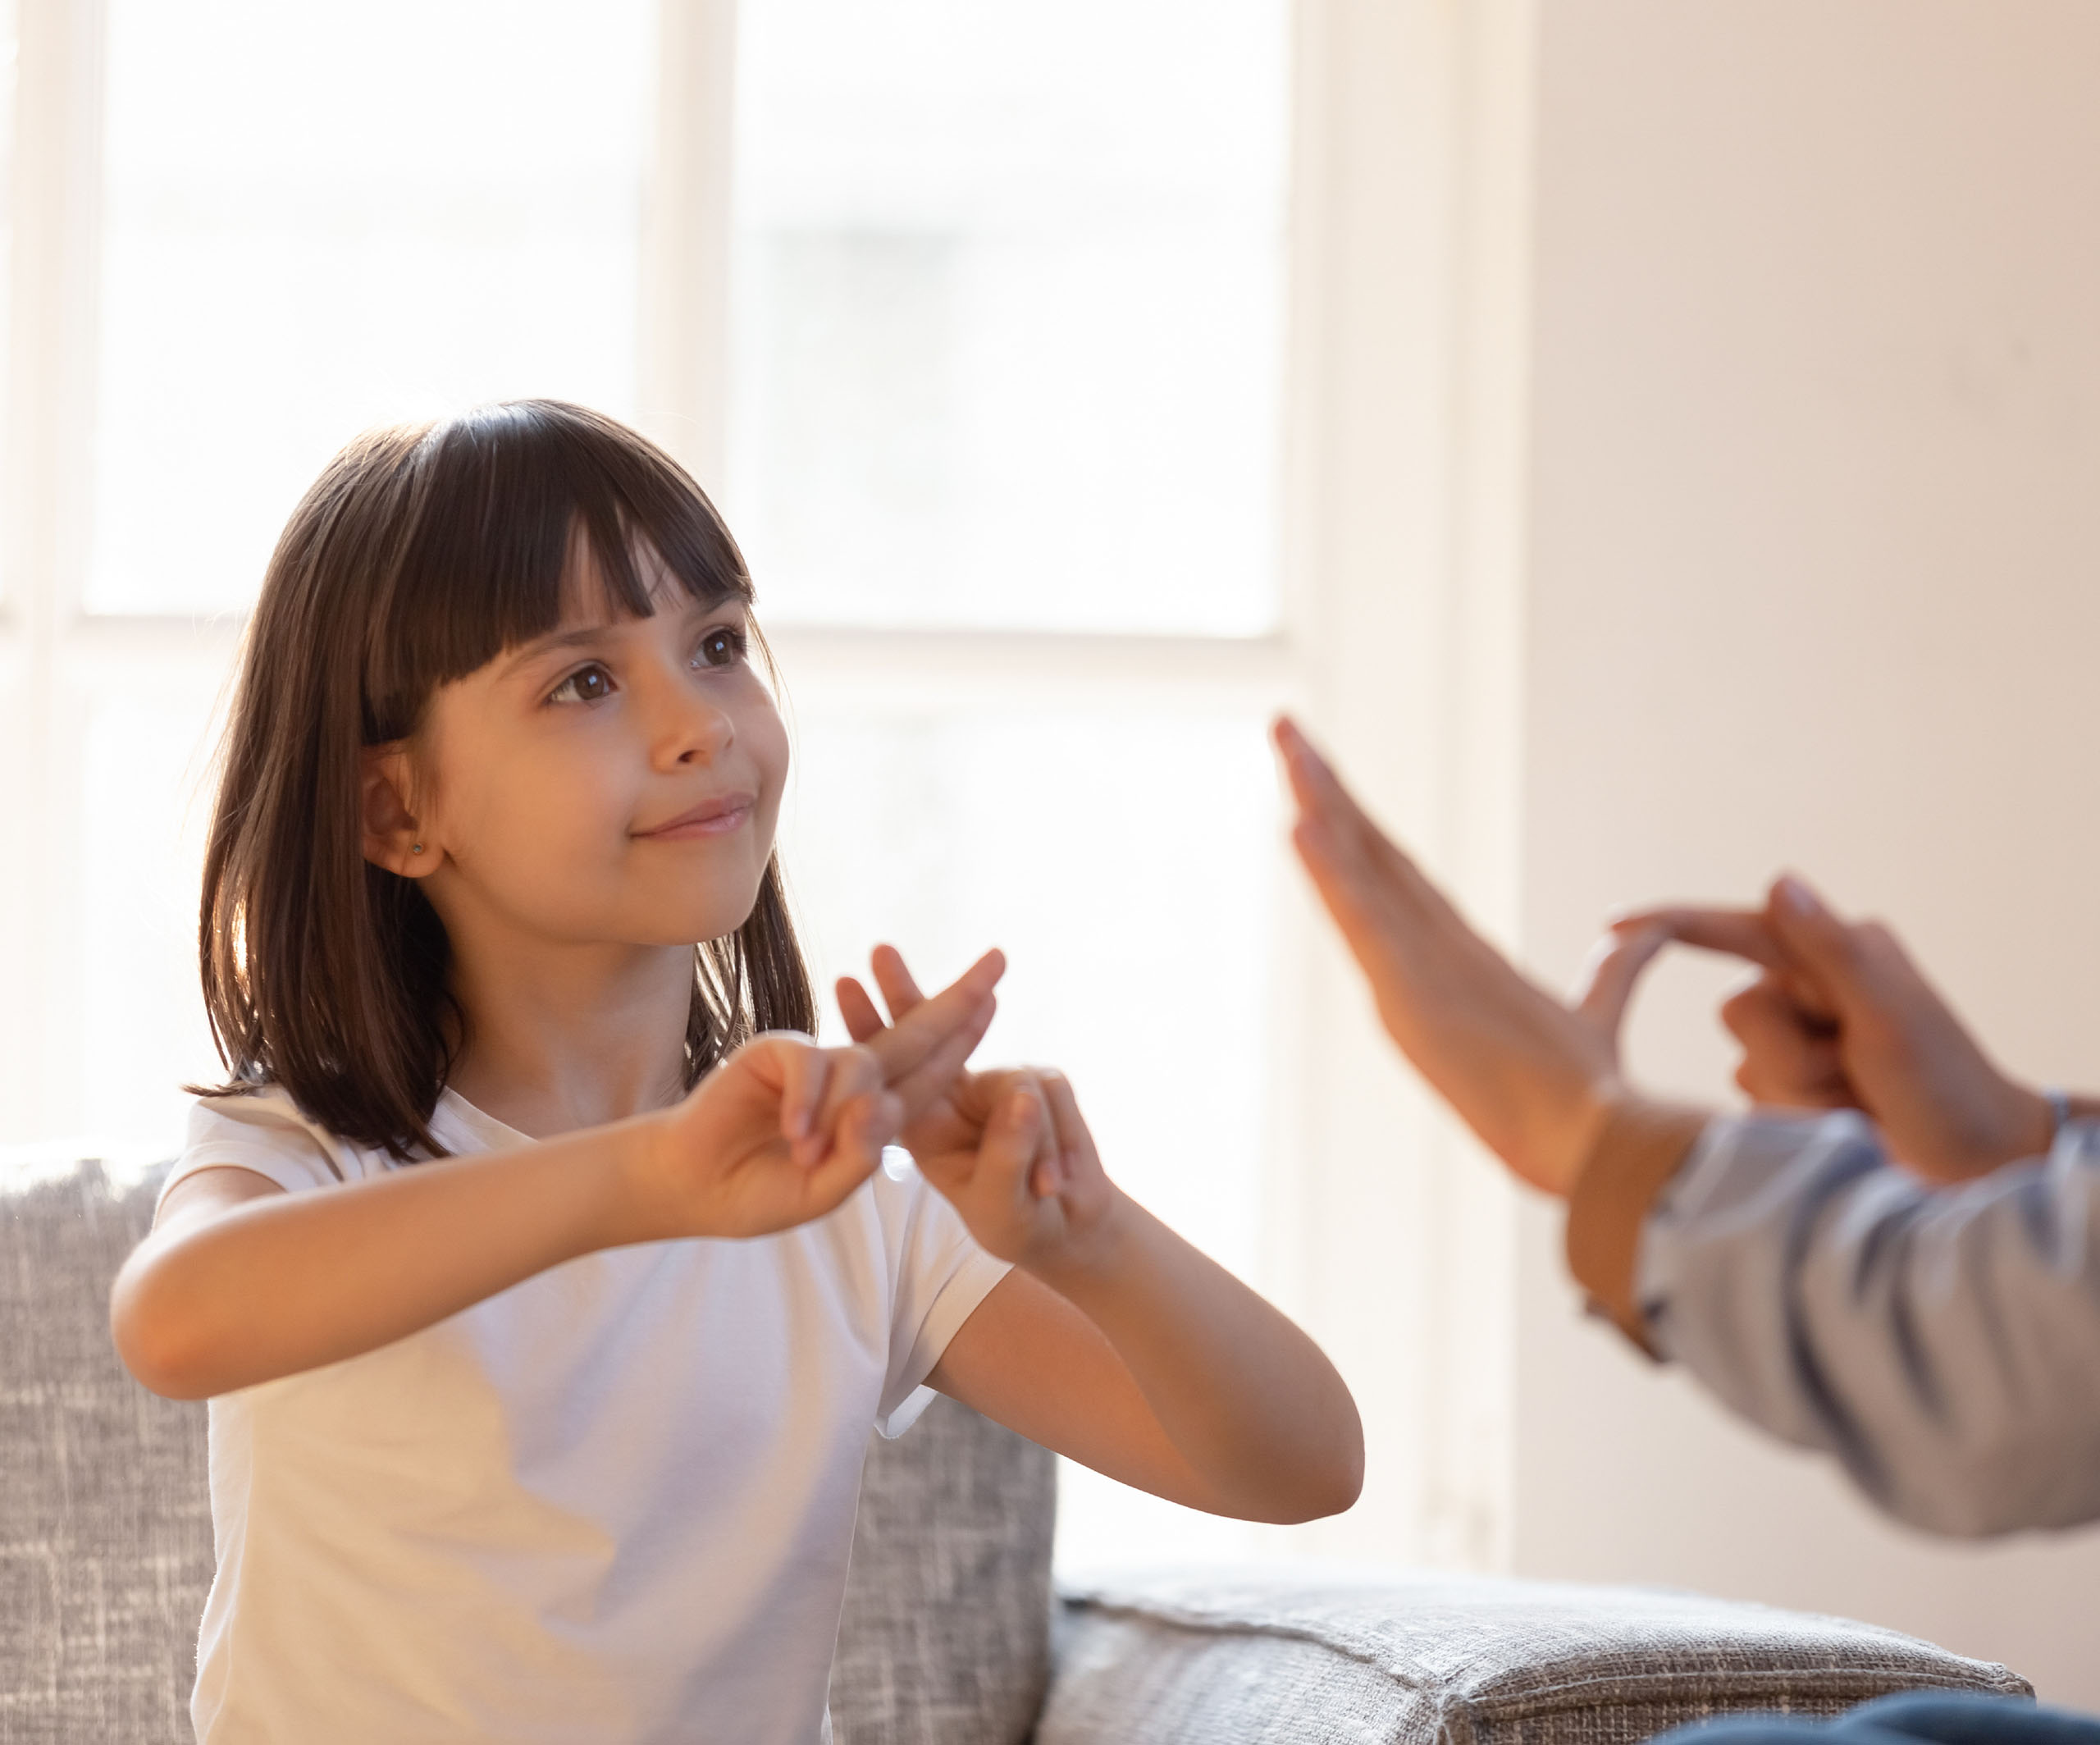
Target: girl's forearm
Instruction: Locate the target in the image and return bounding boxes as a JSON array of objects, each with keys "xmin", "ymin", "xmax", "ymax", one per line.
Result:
[
  {"xmin": 112, "ymin": 1120, "xmax": 659, "ymax": 1400},
  {"xmin": 1033, "ymin": 1197, "xmax": 1364, "ymax": 1523}
]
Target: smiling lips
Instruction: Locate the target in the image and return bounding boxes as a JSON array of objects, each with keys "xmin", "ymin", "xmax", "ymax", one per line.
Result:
[{"xmin": 634, "ymin": 793, "xmax": 755, "ymax": 842}]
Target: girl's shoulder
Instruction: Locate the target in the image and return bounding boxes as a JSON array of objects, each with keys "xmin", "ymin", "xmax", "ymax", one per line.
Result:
[{"xmin": 171, "ymin": 1085, "xmax": 384, "ymax": 1205}]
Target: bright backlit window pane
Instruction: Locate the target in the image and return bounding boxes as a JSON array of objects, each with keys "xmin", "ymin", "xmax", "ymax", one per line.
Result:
[
  {"xmin": 80, "ymin": 680, "xmax": 223, "ymax": 1150},
  {"xmin": 87, "ymin": 0, "xmax": 651, "ymax": 616},
  {"xmin": 727, "ymin": 0, "xmax": 1289, "ymax": 635}
]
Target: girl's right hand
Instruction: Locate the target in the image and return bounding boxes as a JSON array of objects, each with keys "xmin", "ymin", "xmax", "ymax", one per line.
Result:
[
  {"xmin": 629, "ymin": 948, "xmax": 1008, "ymax": 1240},
  {"xmin": 633, "ymin": 1035, "xmax": 904, "ymax": 1239}
]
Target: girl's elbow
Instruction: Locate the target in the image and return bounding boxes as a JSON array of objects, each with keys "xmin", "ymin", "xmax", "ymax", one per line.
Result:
[
  {"xmin": 1333, "ymin": 1436, "xmax": 1368, "ymax": 1514},
  {"xmin": 1303, "ymin": 1435, "xmax": 1367, "ymax": 1521},
  {"xmin": 1260, "ymin": 1428, "xmax": 1366, "ymax": 1524},
  {"xmin": 108, "ymin": 1268, "xmax": 217, "ymax": 1401}
]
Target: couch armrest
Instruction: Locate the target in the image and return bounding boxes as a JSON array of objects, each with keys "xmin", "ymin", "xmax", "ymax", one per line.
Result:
[{"xmin": 1041, "ymin": 1565, "xmax": 2029, "ymax": 1745}]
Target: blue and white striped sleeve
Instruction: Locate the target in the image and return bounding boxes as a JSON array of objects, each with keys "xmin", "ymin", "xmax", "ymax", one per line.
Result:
[{"xmin": 1636, "ymin": 1111, "xmax": 2100, "ymax": 1536}]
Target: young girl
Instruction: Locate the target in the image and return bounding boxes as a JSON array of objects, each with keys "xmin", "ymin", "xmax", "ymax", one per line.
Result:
[{"xmin": 112, "ymin": 400, "xmax": 1363, "ymax": 1744}]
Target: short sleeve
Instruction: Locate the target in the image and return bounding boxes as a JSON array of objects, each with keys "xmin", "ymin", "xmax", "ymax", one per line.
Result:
[
  {"xmin": 870, "ymin": 1156, "xmax": 1011, "ymax": 1438},
  {"xmin": 158, "ymin": 1089, "xmax": 364, "ymax": 1213}
]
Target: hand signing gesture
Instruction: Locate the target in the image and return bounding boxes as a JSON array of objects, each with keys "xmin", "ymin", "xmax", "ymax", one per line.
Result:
[
  {"xmin": 838, "ymin": 946, "xmax": 1121, "ymax": 1273},
  {"xmin": 1605, "ymin": 878, "xmax": 2060, "ymax": 1185},
  {"xmin": 1276, "ymin": 715, "xmax": 1663, "ymax": 1195},
  {"xmin": 636, "ymin": 948, "xmax": 1007, "ymax": 1239}
]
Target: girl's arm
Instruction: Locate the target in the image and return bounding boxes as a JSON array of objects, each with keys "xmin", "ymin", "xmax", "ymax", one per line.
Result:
[
  {"xmin": 842, "ymin": 957, "xmax": 1363, "ymax": 1524},
  {"xmin": 117, "ymin": 955, "xmax": 1003, "ymax": 1400},
  {"xmin": 121, "ymin": 1110, "xmax": 701, "ymax": 1400}
]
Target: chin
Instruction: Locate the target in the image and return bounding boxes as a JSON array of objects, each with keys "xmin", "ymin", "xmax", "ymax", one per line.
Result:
[{"xmin": 647, "ymin": 894, "xmax": 765, "ymax": 950}]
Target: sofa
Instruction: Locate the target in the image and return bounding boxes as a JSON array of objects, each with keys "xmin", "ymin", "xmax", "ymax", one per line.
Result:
[{"xmin": 3, "ymin": 1157, "xmax": 2030, "ymax": 1743}]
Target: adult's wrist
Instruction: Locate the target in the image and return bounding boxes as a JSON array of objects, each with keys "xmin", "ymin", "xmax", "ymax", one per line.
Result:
[
  {"xmin": 1563, "ymin": 1096, "xmax": 1711, "ymax": 1351},
  {"xmin": 1981, "ymin": 1081, "xmax": 2058, "ymax": 1172}
]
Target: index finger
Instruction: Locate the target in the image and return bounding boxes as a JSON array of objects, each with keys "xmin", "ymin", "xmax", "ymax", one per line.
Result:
[
  {"xmin": 835, "ymin": 975, "xmax": 886, "ymax": 1044},
  {"xmin": 1274, "ymin": 715, "xmax": 1380, "ymax": 853},
  {"xmin": 869, "ymin": 943, "xmax": 929, "ymax": 1023},
  {"xmin": 1608, "ymin": 905, "xmax": 1789, "ymax": 973},
  {"xmin": 859, "ymin": 948, "xmax": 1007, "ymax": 1085}
]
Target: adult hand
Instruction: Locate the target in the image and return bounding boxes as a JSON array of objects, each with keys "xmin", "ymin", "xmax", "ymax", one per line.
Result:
[
  {"xmin": 1610, "ymin": 876, "xmax": 2056, "ymax": 1185},
  {"xmin": 1276, "ymin": 716, "xmax": 1653, "ymax": 1196}
]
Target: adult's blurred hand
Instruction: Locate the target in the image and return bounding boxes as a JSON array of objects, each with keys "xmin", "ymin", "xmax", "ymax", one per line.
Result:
[
  {"xmin": 1275, "ymin": 716, "xmax": 1664, "ymax": 1196},
  {"xmin": 1609, "ymin": 876, "xmax": 2059, "ymax": 1185}
]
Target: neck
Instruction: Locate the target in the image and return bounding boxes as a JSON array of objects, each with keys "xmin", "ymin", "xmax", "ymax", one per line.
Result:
[{"xmin": 439, "ymin": 930, "xmax": 696, "ymax": 1140}]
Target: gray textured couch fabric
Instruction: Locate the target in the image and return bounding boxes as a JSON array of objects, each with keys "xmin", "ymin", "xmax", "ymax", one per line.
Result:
[
  {"xmin": 831, "ymin": 1395, "xmax": 1057, "ymax": 1744},
  {"xmin": 1, "ymin": 1161, "xmax": 211, "ymax": 1745},
  {"xmin": 1042, "ymin": 1569, "xmax": 2032, "ymax": 1745}
]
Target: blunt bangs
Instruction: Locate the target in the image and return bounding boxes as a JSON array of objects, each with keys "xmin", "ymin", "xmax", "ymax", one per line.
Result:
[{"xmin": 364, "ymin": 400, "xmax": 756, "ymax": 745}]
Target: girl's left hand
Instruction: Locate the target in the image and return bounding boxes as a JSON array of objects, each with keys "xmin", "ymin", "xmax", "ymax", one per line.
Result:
[{"xmin": 838, "ymin": 948, "xmax": 1121, "ymax": 1272}]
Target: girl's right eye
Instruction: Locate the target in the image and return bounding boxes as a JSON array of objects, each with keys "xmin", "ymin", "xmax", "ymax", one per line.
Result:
[{"xmin": 547, "ymin": 664, "xmax": 615, "ymax": 706}]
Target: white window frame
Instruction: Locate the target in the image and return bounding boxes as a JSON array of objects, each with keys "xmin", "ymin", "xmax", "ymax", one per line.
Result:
[{"xmin": 0, "ymin": 0, "xmax": 1538, "ymax": 1573}]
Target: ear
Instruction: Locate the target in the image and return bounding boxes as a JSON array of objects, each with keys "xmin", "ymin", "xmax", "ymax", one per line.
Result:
[{"xmin": 360, "ymin": 746, "xmax": 434, "ymax": 877}]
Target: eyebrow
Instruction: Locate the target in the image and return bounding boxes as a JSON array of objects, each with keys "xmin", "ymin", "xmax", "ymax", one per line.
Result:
[{"xmin": 500, "ymin": 592, "xmax": 744, "ymax": 677}]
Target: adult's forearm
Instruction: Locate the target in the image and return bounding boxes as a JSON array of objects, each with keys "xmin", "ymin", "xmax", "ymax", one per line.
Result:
[
  {"xmin": 1036, "ymin": 1196, "xmax": 1364, "ymax": 1523},
  {"xmin": 112, "ymin": 1121, "xmax": 654, "ymax": 1399}
]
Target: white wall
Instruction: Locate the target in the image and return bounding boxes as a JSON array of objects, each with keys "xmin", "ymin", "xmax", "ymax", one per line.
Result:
[{"xmin": 1509, "ymin": 0, "xmax": 2100, "ymax": 1704}]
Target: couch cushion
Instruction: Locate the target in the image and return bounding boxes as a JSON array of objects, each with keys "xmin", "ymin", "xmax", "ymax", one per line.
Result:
[
  {"xmin": 1, "ymin": 1159, "xmax": 212, "ymax": 1745},
  {"xmin": 1043, "ymin": 1567, "xmax": 2031, "ymax": 1745},
  {"xmin": 832, "ymin": 1393, "xmax": 1057, "ymax": 1744}
]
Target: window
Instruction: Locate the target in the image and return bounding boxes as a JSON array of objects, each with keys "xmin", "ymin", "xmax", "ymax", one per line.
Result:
[{"xmin": 89, "ymin": 0, "xmax": 654, "ymax": 616}]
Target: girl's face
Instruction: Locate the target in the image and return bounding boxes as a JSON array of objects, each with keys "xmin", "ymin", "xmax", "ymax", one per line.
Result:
[{"xmin": 390, "ymin": 544, "xmax": 788, "ymax": 956}]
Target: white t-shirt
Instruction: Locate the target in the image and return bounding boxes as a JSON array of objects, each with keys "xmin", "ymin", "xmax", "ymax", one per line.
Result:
[{"xmin": 163, "ymin": 1085, "xmax": 1010, "ymax": 1745}]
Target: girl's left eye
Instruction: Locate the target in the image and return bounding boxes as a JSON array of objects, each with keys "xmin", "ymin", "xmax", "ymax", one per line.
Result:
[
  {"xmin": 548, "ymin": 664, "xmax": 616, "ymax": 705},
  {"xmin": 694, "ymin": 625, "xmax": 748, "ymax": 669}
]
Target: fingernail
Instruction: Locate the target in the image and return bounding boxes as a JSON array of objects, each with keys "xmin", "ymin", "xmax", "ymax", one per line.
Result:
[{"xmin": 1776, "ymin": 875, "xmax": 1819, "ymax": 916}]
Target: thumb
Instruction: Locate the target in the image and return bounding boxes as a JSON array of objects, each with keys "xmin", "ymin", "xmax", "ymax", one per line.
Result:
[
  {"xmin": 1573, "ymin": 921, "xmax": 1673, "ymax": 1058},
  {"xmin": 1764, "ymin": 875, "xmax": 1856, "ymax": 1019},
  {"xmin": 1002, "ymin": 1077, "xmax": 1045, "ymax": 1140},
  {"xmin": 986, "ymin": 1076, "xmax": 1046, "ymax": 1172}
]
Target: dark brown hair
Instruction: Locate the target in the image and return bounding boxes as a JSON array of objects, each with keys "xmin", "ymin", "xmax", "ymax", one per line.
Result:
[{"xmin": 197, "ymin": 400, "xmax": 815, "ymax": 1158}]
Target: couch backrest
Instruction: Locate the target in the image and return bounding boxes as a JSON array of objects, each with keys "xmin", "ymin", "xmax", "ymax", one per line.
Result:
[
  {"xmin": 0, "ymin": 1160, "xmax": 211, "ymax": 1745},
  {"xmin": 835, "ymin": 1394, "xmax": 1056, "ymax": 1744},
  {"xmin": 0, "ymin": 1158, "xmax": 1054, "ymax": 1745}
]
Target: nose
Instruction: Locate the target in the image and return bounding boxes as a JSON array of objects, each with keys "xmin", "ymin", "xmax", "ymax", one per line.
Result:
[{"xmin": 647, "ymin": 664, "xmax": 734, "ymax": 770}]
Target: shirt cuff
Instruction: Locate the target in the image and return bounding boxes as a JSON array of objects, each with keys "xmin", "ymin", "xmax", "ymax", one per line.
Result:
[{"xmin": 1564, "ymin": 1099, "xmax": 1712, "ymax": 1352}]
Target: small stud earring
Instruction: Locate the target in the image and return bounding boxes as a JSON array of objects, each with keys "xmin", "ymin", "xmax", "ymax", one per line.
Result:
[{"xmin": 411, "ymin": 843, "xmax": 425, "ymax": 855}]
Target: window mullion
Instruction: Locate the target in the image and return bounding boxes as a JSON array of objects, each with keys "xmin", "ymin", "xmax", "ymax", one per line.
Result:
[{"xmin": 639, "ymin": 0, "xmax": 740, "ymax": 492}]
